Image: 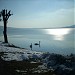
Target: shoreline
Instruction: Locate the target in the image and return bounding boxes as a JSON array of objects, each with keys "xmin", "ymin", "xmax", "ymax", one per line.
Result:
[{"xmin": 0, "ymin": 41, "xmax": 43, "ymax": 61}]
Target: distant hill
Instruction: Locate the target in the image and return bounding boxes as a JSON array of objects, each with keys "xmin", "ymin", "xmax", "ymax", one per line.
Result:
[
  {"xmin": 42, "ymin": 25, "xmax": 75, "ymax": 29},
  {"xmin": 62, "ymin": 25, "xmax": 75, "ymax": 28}
]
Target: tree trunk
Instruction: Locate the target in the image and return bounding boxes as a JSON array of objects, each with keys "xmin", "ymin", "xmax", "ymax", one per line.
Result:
[{"xmin": 3, "ymin": 20, "xmax": 8, "ymax": 43}]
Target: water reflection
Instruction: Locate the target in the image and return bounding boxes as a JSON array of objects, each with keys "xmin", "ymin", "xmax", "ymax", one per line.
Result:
[{"xmin": 45, "ymin": 28, "xmax": 71, "ymax": 41}]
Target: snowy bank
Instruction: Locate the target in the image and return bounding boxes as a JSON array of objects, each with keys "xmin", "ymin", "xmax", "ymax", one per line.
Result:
[
  {"xmin": 0, "ymin": 41, "xmax": 43, "ymax": 61},
  {"xmin": 0, "ymin": 41, "xmax": 75, "ymax": 75}
]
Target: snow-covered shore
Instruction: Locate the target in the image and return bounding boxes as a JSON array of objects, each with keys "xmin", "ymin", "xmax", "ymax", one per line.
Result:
[
  {"xmin": 0, "ymin": 41, "xmax": 75, "ymax": 75},
  {"xmin": 0, "ymin": 41, "xmax": 43, "ymax": 61}
]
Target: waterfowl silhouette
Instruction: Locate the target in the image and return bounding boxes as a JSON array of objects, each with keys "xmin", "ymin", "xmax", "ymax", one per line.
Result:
[
  {"xmin": 30, "ymin": 43, "xmax": 32, "ymax": 50},
  {"xmin": 34, "ymin": 41, "xmax": 40, "ymax": 47}
]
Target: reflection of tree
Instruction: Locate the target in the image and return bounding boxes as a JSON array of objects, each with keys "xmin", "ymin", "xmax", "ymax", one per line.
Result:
[{"xmin": 0, "ymin": 9, "xmax": 13, "ymax": 43}]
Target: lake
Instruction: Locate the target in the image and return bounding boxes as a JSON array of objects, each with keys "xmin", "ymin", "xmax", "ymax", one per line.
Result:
[{"xmin": 0, "ymin": 27, "xmax": 75, "ymax": 55}]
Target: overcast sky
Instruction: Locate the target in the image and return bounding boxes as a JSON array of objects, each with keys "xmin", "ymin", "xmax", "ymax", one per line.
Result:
[{"xmin": 0, "ymin": 0, "xmax": 74, "ymax": 28}]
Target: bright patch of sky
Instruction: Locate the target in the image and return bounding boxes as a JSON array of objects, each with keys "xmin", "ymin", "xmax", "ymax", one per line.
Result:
[{"xmin": 0, "ymin": 0, "xmax": 74, "ymax": 28}]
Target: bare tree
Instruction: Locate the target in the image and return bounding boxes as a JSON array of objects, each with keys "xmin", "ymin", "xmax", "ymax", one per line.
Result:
[{"xmin": 0, "ymin": 9, "xmax": 13, "ymax": 43}]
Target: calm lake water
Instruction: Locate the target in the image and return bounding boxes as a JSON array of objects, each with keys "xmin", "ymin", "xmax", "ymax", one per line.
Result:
[{"xmin": 0, "ymin": 28, "xmax": 75, "ymax": 55}]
